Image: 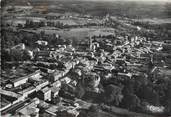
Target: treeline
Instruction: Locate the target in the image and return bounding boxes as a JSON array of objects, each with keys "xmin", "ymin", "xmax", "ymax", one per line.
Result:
[{"xmin": 131, "ymin": 21, "xmax": 170, "ymax": 41}]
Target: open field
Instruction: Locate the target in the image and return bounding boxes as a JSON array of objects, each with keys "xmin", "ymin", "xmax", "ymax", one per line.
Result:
[{"xmin": 23, "ymin": 27, "xmax": 115, "ymax": 41}]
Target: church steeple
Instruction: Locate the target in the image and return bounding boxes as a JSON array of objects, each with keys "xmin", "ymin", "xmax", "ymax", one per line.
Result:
[{"xmin": 89, "ymin": 36, "xmax": 92, "ymax": 51}]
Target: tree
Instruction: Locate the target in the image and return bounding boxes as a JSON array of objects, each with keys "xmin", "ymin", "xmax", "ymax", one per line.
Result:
[
  {"xmin": 39, "ymin": 21, "xmax": 45, "ymax": 27},
  {"xmin": 137, "ymin": 84, "xmax": 160, "ymax": 106},
  {"xmin": 76, "ymin": 80, "xmax": 85, "ymax": 98},
  {"xmin": 65, "ymin": 39, "xmax": 72, "ymax": 45},
  {"xmin": 52, "ymin": 96, "xmax": 61, "ymax": 104},
  {"xmin": 22, "ymin": 50, "xmax": 32, "ymax": 61},
  {"xmin": 1, "ymin": 49, "xmax": 11, "ymax": 61},
  {"xmin": 122, "ymin": 79, "xmax": 135, "ymax": 96},
  {"xmin": 121, "ymin": 93, "xmax": 141, "ymax": 111},
  {"xmin": 164, "ymin": 80, "xmax": 171, "ymax": 114},
  {"xmin": 11, "ymin": 49, "xmax": 22, "ymax": 61},
  {"xmin": 104, "ymin": 84, "xmax": 123, "ymax": 106}
]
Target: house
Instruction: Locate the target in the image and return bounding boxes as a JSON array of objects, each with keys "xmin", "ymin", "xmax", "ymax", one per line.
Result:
[
  {"xmin": 38, "ymin": 87, "xmax": 51, "ymax": 101},
  {"xmin": 158, "ymin": 68, "xmax": 171, "ymax": 77},
  {"xmin": 82, "ymin": 72, "xmax": 100, "ymax": 93},
  {"xmin": 51, "ymin": 81, "xmax": 61, "ymax": 98},
  {"xmin": 146, "ymin": 105, "xmax": 164, "ymax": 113},
  {"xmin": 51, "ymin": 87, "xmax": 60, "ymax": 98},
  {"xmin": 35, "ymin": 51, "xmax": 50, "ymax": 58},
  {"xmin": 49, "ymin": 70, "xmax": 65, "ymax": 82},
  {"xmin": 65, "ymin": 45, "xmax": 75, "ymax": 52},
  {"xmin": 60, "ymin": 77, "xmax": 71, "ymax": 84},
  {"xmin": 52, "ymin": 80, "xmax": 61, "ymax": 88},
  {"xmin": 64, "ymin": 61, "xmax": 73, "ymax": 70},
  {"xmin": 44, "ymin": 106, "xmax": 57, "ymax": 117},
  {"xmin": 35, "ymin": 40, "xmax": 48, "ymax": 46},
  {"xmin": 28, "ymin": 70, "xmax": 42, "ymax": 79},
  {"xmin": 45, "ymin": 13, "xmax": 61, "ymax": 20},
  {"xmin": 57, "ymin": 109, "xmax": 80, "ymax": 117},
  {"xmin": 11, "ymin": 43, "xmax": 25, "ymax": 50},
  {"xmin": 29, "ymin": 70, "xmax": 42, "ymax": 81}
]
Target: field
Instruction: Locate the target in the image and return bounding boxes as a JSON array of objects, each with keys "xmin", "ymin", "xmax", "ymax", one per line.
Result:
[{"xmin": 27, "ymin": 27, "xmax": 115, "ymax": 41}]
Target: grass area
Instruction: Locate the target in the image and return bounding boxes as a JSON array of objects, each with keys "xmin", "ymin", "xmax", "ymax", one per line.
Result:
[{"xmin": 35, "ymin": 27, "xmax": 115, "ymax": 41}]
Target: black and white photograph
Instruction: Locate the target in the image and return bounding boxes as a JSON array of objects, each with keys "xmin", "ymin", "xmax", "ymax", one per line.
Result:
[{"xmin": 1, "ymin": 0, "xmax": 171, "ymax": 116}]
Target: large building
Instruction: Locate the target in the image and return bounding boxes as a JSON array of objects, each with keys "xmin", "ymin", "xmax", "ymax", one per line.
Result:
[
  {"xmin": 12, "ymin": 76, "xmax": 29, "ymax": 88},
  {"xmin": 16, "ymin": 98, "xmax": 40, "ymax": 117},
  {"xmin": 11, "ymin": 70, "xmax": 41, "ymax": 87},
  {"xmin": 38, "ymin": 87, "xmax": 51, "ymax": 101}
]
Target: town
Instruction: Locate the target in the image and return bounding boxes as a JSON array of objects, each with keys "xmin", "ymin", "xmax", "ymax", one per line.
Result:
[{"xmin": 1, "ymin": 0, "xmax": 171, "ymax": 117}]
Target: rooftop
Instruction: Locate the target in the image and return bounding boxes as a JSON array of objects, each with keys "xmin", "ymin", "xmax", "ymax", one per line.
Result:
[{"xmin": 41, "ymin": 87, "xmax": 51, "ymax": 93}]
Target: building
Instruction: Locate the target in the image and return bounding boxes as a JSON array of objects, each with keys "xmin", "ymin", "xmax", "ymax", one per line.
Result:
[
  {"xmin": 51, "ymin": 87, "xmax": 60, "ymax": 98},
  {"xmin": 18, "ymin": 86, "xmax": 36, "ymax": 98},
  {"xmin": 60, "ymin": 77, "xmax": 71, "ymax": 84},
  {"xmin": 0, "ymin": 95, "xmax": 13, "ymax": 112},
  {"xmin": 38, "ymin": 87, "xmax": 51, "ymax": 101},
  {"xmin": 11, "ymin": 43, "xmax": 26, "ymax": 50},
  {"xmin": 35, "ymin": 80, "xmax": 49, "ymax": 91},
  {"xmin": 12, "ymin": 77, "xmax": 29, "ymax": 87},
  {"xmin": 57, "ymin": 109, "xmax": 80, "ymax": 117},
  {"xmin": 35, "ymin": 40, "xmax": 48, "ymax": 46},
  {"xmin": 45, "ymin": 13, "xmax": 61, "ymax": 20},
  {"xmin": 158, "ymin": 68, "xmax": 171, "ymax": 78},
  {"xmin": 82, "ymin": 72, "xmax": 101, "ymax": 93},
  {"xmin": 16, "ymin": 98, "xmax": 40, "ymax": 117},
  {"xmin": 44, "ymin": 106, "xmax": 57, "ymax": 117},
  {"xmin": 49, "ymin": 70, "xmax": 65, "ymax": 82},
  {"xmin": 35, "ymin": 51, "xmax": 50, "ymax": 58},
  {"xmin": 11, "ymin": 70, "xmax": 42, "ymax": 87},
  {"xmin": 51, "ymin": 81, "xmax": 61, "ymax": 98},
  {"xmin": 29, "ymin": 70, "xmax": 42, "ymax": 81},
  {"xmin": 52, "ymin": 80, "xmax": 61, "ymax": 88}
]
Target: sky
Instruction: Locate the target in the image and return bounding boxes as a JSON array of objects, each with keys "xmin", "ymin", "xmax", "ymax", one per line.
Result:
[{"xmin": 86, "ymin": 0, "xmax": 171, "ymax": 2}]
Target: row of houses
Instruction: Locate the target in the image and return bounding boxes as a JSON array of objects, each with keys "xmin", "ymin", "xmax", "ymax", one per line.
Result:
[{"xmin": 10, "ymin": 70, "xmax": 42, "ymax": 87}]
